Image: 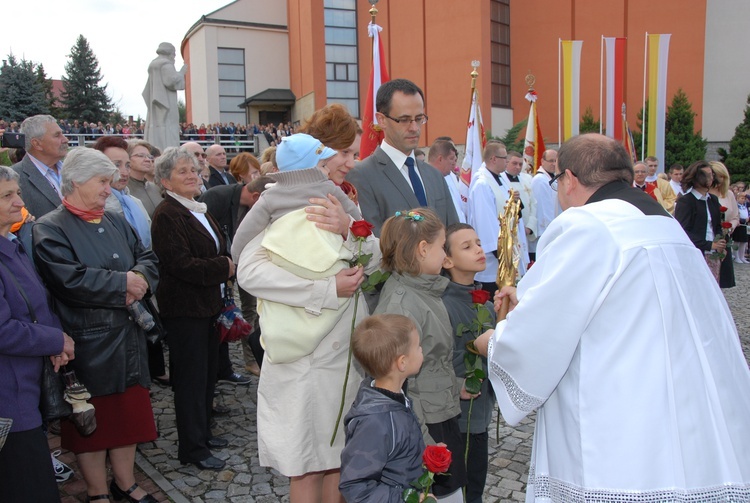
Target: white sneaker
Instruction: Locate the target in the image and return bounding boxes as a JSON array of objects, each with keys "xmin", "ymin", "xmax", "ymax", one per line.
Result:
[{"xmin": 51, "ymin": 449, "xmax": 74, "ymax": 483}]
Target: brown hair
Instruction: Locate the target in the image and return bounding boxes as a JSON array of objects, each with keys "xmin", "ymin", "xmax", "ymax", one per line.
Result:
[
  {"xmin": 93, "ymin": 135, "xmax": 128, "ymax": 152},
  {"xmin": 229, "ymin": 152, "xmax": 261, "ymax": 181},
  {"xmin": 352, "ymin": 314, "xmax": 416, "ymax": 379},
  {"xmin": 245, "ymin": 175, "xmax": 274, "ymax": 194},
  {"xmin": 260, "ymin": 146, "xmax": 277, "ymax": 168},
  {"xmin": 681, "ymin": 160, "xmax": 713, "ymax": 193},
  {"xmin": 380, "ymin": 207, "xmax": 444, "ymax": 275},
  {"xmin": 298, "ymin": 103, "xmax": 358, "ymax": 150}
]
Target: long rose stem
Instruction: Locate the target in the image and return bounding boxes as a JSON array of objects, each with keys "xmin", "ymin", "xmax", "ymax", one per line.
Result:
[{"xmin": 330, "ymin": 290, "xmax": 358, "ymax": 446}]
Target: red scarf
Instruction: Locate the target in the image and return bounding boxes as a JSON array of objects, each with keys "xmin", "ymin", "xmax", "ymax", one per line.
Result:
[
  {"xmin": 338, "ymin": 181, "xmax": 358, "ymax": 205},
  {"xmin": 62, "ymin": 198, "xmax": 105, "ymax": 222}
]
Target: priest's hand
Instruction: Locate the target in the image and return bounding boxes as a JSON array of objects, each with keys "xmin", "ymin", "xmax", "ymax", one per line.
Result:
[
  {"xmin": 494, "ymin": 286, "xmax": 518, "ymax": 313},
  {"xmin": 474, "ymin": 329, "xmax": 494, "ymax": 357}
]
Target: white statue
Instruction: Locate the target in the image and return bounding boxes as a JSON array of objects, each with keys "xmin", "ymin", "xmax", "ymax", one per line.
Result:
[{"xmin": 143, "ymin": 42, "xmax": 187, "ymax": 151}]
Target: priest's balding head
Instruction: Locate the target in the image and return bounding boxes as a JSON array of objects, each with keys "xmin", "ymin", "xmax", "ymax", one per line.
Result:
[{"xmin": 554, "ymin": 134, "xmax": 634, "ymax": 210}]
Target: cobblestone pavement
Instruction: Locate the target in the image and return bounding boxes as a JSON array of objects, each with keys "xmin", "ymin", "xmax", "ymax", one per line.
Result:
[{"xmin": 58, "ymin": 263, "xmax": 750, "ymax": 502}]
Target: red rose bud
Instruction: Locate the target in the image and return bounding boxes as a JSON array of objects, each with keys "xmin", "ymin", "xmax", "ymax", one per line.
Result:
[
  {"xmin": 470, "ymin": 289, "xmax": 491, "ymax": 305},
  {"xmin": 350, "ymin": 220, "xmax": 374, "ymax": 238},
  {"xmin": 721, "ymin": 222, "xmax": 733, "ymax": 229},
  {"xmin": 423, "ymin": 445, "xmax": 452, "ymax": 474},
  {"xmin": 719, "ymin": 206, "xmax": 728, "ymax": 213}
]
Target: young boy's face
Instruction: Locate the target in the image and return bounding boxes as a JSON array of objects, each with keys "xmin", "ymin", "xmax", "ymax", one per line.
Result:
[
  {"xmin": 403, "ymin": 329, "xmax": 424, "ymax": 377},
  {"xmin": 443, "ymin": 228, "xmax": 486, "ymax": 273}
]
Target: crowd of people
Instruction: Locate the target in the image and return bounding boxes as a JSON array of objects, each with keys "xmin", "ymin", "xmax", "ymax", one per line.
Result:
[{"xmin": 1, "ymin": 75, "xmax": 749, "ymax": 503}]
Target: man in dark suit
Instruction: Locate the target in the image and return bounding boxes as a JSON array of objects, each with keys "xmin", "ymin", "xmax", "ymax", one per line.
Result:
[
  {"xmin": 346, "ymin": 78, "xmax": 459, "ymax": 236},
  {"xmin": 199, "ymin": 177, "xmax": 273, "ymax": 381},
  {"xmin": 205, "ymin": 144, "xmax": 237, "ymax": 187},
  {"xmin": 12, "ymin": 115, "xmax": 68, "ymax": 218}
]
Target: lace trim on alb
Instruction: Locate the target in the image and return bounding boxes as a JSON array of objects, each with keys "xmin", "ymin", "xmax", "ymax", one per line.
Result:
[
  {"xmin": 528, "ymin": 465, "xmax": 750, "ymax": 502},
  {"xmin": 490, "ymin": 360, "xmax": 545, "ymax": 412}
]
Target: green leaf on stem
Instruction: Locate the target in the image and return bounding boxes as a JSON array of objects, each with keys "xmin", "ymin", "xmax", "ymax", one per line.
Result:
[
  {"xmin": 402, "ymin": 488, "xmax": 420, "ymax": 503},
  {"xmin": 465, "ymin": 373, "xmax": 482, "ymax": 395}
]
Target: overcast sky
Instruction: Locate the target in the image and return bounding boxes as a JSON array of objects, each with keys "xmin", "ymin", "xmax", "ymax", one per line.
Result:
[{"xmin": 4, "ymin": 0, "xmax": 231, "ymax": 120}]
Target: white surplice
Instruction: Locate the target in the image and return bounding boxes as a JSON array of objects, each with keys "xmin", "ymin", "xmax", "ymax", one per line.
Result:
[{"xmin": 487, "ymin": 198, "xmax": 750, "ymax": 502}]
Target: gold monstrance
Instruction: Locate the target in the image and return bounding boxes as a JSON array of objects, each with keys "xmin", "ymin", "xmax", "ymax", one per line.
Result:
[{"xmin": 496, "ymin": 194, "xmax": 521, "ymax": 320}]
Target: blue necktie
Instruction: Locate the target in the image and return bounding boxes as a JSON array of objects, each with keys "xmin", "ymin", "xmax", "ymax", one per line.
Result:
[{"xmin": 405, "ymin": 157, "xmax": 427, "ymax": 207}]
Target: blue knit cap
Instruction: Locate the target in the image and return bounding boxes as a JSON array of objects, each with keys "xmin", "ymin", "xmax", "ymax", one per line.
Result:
[{"xmin": 276, "ymin": 133, "xmax": 337, "ymax": 172}]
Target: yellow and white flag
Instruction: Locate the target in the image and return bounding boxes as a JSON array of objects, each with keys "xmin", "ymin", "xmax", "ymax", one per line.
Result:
[{"xmin": 560, "ymin": 40, "xmax": 583, "ymax": 141}]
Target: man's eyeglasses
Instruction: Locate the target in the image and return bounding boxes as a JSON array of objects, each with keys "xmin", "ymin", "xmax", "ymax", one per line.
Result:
[
  {"xmin": 382, "ymin": 113, "xmax": 428, "ymax": 126},
  {"xmin": 549, "ymin": 169, "xmax": 575, "ymax": 191}
]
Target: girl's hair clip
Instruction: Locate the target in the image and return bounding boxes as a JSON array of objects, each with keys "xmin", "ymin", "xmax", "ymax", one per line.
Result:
[{"xmin": 394, "ymin": 210, "xmax": 424, "ymax": 221}]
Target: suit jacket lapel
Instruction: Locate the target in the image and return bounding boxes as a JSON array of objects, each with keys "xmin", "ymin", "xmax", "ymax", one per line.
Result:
[
  {"xmin": 376, "ymin": 147, "xmax": 421, "ymax": 208},
  {"xmin": 23, "ymin": 158, "xmax": 61, "ymax": 206}
]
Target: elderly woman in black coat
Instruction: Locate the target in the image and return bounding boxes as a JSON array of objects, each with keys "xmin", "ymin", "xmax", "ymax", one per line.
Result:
[
  {"xmin": 150, "ymin": 147, "xmax": 234, "ymax": 471},
  {"xmin": 33, "ymin": 147, "xmax": 159, "ymax": 503}
]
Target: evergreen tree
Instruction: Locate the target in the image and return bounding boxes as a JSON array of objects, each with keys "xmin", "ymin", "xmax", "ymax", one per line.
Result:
[
  {"xmin": 61, "ymin": 35, "xmax": 112, "ymax": 122},
  {"xmin": 631, "ymin": 103, "xmax": 648, "ymax": 161},
  {"xmin": 664, "ymin": 88, "xmax": 706, "ymax": 169},
  {"xmin": 489, "ymin": 118, "xmax": 527, "ymax": 153},
  {"xmin": 723, "ymin": 94, "xmax": 750, "ymax": 181},
  {"xmin": 0, "ymin": 53, "xmax": 50, "ymax": 121},
  {"xmin": 35, "ymin": 63, "xmax": 58, "ymax": 116},
  {"xmin": 579, "ymin": 106, "xmax": 601, "ymax": 134}
]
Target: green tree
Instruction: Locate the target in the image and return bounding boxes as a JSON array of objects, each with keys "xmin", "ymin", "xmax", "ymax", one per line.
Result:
[
  {"xmin": 631, "ymin": 103, "xmax": 648, "ymax": 161},
  {"xmin": 579, "ymin": 106, "xmax": 601, "ymax": 134},
  {"xmin": 664, "ymin": 88, "xmax": 706, "ymax": 169},
  {"xmin": 35, "ymin": 63, "xmax": 57, "ymax": 115},
  {"xmin": 723, "ymin": 94, "xmax": 750, "ymax": 182},
  {"xmin": 0, "ymin": 53, "xmax": 50, "ymax": 121},
  {"xmin": 61, "ymin": 35, "xmax": 112, "ymax": 122}
]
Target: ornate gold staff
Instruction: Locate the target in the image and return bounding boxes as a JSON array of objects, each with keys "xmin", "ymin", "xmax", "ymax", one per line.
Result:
[{"xmin": 496, "ymin": 194, "xmax": 521, "ymax": 320}]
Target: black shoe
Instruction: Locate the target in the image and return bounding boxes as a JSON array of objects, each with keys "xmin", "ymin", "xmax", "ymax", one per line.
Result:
[
  {"xmin": 207, "ymin": 436, "xmax": 229, "ymax": 449},
  {"xmin": 183, "ymin": 455, "xmax": 226, "ymax": 471},
  {"xmin": 109, "ymin": 480, "xmax": 157, "ymax": 502},
  {"xmin": 217, "ymin": 372, "xmax": 251, "ymax": 385},
  {"xmin": 212, "ymin": 404, "xmax": 230, "ymax": 416}
]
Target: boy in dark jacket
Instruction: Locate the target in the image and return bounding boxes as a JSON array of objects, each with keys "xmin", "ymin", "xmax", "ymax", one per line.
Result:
[
  {"xmin": 339, "ymin": 314, "xmax": 426, "ymax": 502},
  {"xmin": 442, "ymin": 223, "xmax": 497, "ymax": 503}
]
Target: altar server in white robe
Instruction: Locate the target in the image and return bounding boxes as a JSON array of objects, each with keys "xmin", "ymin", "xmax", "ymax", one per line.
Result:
[
  {"xmin": 475, "ymin": 133, "xmax": 750, "ymax": 502},
  {"xmin": 466, "ymin": 141, "xmax": 527, "ymax": 293},
  {"xmin": 530, "ymin": 149, "xmax": 560, "ymax": 260}
]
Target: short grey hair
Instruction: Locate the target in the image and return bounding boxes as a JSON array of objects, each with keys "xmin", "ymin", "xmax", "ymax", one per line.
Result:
[
  {"xmin": 0, "ymin": 166, "xmax": 19, "ymax": 183},
  {"xmin": 20, "ymin": 115, "xmax": 58, "ymax": 150},
  {"xmin": 60, "ymin": 147, "xmax": 118, "ymax": 197},
  {"xmin": 154, "ymin": 146, "xmax": 200, "ymax": 189}
]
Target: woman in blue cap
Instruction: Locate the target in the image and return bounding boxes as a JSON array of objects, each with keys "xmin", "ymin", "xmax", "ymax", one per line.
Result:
[{"xmin": 234, "ymin": 132, "xmax": 382, "ymax": 502}]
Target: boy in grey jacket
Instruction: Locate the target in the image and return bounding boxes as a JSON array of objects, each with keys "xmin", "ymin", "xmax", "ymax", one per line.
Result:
[{"xmin": 339, "ymin": 314, "xmax": 427, "ymax": 502}]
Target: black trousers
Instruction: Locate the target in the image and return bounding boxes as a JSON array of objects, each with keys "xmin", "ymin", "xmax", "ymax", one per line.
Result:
[
  {"xmin": 147, "ymin": 339, "xmax": 166, "ymax": 378},
  {"xmin": 463, "ymin": 431, "xmax": 489, "ymax": 503},
  {"xmin": 426, "ymin": 416, "xmax": 468, "ymax": 496},
  {"xmin": 0, "ymin": 426, "xmax": 59, "ymax": 502},
  {"xmin": 165, "ymin": 316, "xmax": 219, "ymax": 463}
]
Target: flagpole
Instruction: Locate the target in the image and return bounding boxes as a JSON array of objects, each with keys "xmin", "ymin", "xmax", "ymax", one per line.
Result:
[
  {"xmin": 558, "ymin": 38, "xmax": 562, "ymax": 145},
  {"xmin": 642, "ymin": 32, "xmax": 648, "ymax": 161},
  {"xmin": 599, "ymin": 35, "xmax": 604, "ymax": 134}
]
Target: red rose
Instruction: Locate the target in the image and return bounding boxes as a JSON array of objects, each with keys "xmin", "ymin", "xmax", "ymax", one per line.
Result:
[
  {"xmin": 470, "ymin": 289, "xmax": 490, "ymax": 305},
  {"xmin": 350, "ymin": 220, "xmax": 374, "ymax": 238},
  {"xmin": 721, "ymin": 221, "xmax": 733, "ymax": 229},
  {"xmin": 423, "ymin": 445, "xmax": 452, "ymax": 474},
  {"xmin": 719, "ymin": 206, "xmax": 728, "ymax": 213}
]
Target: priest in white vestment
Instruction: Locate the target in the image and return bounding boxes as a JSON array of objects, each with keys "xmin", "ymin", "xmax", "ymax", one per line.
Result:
[{"xmin": 476, "ymin": 134, "xmax": 750, "ymax": 502}]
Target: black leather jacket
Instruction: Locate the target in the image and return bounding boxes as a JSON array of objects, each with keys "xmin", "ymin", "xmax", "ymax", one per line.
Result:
[{"xmin": 33, "ymin": 208, "xmax": 159, "ymax": 396}]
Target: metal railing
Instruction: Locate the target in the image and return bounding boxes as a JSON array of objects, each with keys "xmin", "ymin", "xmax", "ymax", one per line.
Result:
[{"xmin": 63, "ymin": 133, "xmax": 258, "ymax": 156}]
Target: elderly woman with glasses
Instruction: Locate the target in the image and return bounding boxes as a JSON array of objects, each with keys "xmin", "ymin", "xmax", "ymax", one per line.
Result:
[
  {"xmin": 150, "ymin": 147, "xmax": 235, "ymax": 471},
  {"xmin": 33, "ymin": 147, "xmax": 159, "ymax": 503}
]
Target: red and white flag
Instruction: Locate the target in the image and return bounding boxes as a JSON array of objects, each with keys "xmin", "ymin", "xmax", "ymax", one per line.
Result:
[
  {"xmin": 359, "ymin": 22, "xmax": 390, "ymax": 160},
  {"xmin": 458, "ymin": 87, "xmax": 485, "ymax": 213},
  {"xmin": 522, "ymin": 90, "xmax": 545, "ymax": 174},
  {"xmin": 604, "ymin": 37, "xmax": 626, "ymax": 141}
]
